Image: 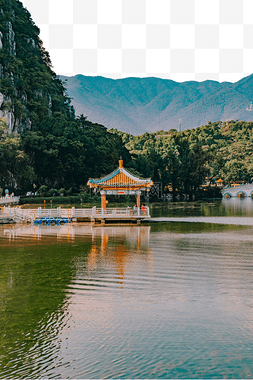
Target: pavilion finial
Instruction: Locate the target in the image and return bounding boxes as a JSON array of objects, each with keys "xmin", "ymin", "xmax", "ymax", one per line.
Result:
[{"xmin": 119, "ymin": 159, "xmax": 123, "ymax": 168}]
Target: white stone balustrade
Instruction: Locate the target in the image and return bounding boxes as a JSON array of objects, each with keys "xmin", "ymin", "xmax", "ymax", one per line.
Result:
[
  {"xmin": 222, "ymin": 184, "xmax": 253, "ymax": 197},
  {"xmin": 0, "ymin": 206, "xmax": 150, "ymax": 223},
  {"xmin": 0, "ymin": 196, "xmax": 20, "ymax": 205}
]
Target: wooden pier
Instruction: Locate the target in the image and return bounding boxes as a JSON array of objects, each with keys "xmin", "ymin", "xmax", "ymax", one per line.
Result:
[
  {"xmin": 0, "ymin": 206, "xmax": 150, "ymax": 224},
  {"xmin": 91, "ymin": 206, "xmax": 149, "ymax": 224},
  {"xmin": 0, "ymin": 160, "xmax": 153, "ymax": 225}
]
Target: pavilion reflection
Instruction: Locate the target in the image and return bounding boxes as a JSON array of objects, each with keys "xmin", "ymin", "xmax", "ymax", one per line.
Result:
[
  {"xmin": 1, "ymin": 224, "xmax": 152, "ymax": 284},
  {"xmin": 84, "ymin": 226, "xmax": 152, "ymax": 285},
  {"xmin": 1, "ymin": 223, "xmax": 150, "ymax": 244}
]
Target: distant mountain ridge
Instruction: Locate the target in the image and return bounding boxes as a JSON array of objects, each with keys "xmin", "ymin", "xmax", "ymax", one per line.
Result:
[{"xmin": 60, "ymin": 74, "xmax": 253, "ymax": 135}]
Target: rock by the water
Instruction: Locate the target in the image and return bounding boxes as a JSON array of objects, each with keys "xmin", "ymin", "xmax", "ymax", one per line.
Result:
[{"xmin": 0, "ymin": 217, "xmax": 15, "ymax": 224}]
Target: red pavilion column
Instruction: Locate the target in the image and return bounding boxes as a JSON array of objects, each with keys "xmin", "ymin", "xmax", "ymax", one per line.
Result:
[{"xmin": 136, "ymin": 191, "xmax": 141, "ymax": 215}]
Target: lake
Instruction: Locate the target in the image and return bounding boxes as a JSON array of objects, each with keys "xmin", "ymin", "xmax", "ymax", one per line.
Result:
[{"xmin": 1, "ymin": 198, "xmax": 253, "ymax": 378}]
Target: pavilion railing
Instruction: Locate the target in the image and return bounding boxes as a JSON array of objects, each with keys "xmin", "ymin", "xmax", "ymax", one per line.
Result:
[{"xmin": 91, "ymin": 206, "xmax": 150, "ymax": 218}]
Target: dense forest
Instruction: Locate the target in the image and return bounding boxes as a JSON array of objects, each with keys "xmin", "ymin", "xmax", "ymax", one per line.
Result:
[
  {"xmin": 2, "ymin": 114, "xmax": 253, "ymax": 199},
  {"xmin": 110, "ymin": 120, "xmax": 253, "ymax": 198},
  {"xmin": 1, "ymin": 0, "xmax": 253, "ymax": 200},
  {"xmin": 112, "ymin": 120, "xmax": 253, "ymax": 183}
]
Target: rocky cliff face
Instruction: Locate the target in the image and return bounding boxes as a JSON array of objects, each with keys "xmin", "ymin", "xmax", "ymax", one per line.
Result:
[
  {"xmin": 0, "ymin": 16, "xmax": 15, "ymax": 131},
  {"xmin": 0, "ymin": 0, "xmax": 72, "ymax": 132}
]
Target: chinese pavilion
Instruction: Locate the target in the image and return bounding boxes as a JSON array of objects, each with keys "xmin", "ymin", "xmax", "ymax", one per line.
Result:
[{"xmin": 87, "ymin": 160, "xmax": 153, "ymax": 212}]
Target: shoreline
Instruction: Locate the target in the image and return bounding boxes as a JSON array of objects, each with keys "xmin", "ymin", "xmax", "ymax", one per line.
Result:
[{"xmin": 1, "ymin": 216, "xmax": 253, "ymax": 226}]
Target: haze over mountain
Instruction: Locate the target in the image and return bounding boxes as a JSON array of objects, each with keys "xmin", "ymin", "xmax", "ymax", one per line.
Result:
[{"xmin": 61, "ymin": 74, "xmax": 253, "ymax": 135}]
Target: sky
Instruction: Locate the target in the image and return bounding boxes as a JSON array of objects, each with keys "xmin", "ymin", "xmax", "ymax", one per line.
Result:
[{"xmin": 20, "ymin": 0, "xmax": 253, "ymax": 83}]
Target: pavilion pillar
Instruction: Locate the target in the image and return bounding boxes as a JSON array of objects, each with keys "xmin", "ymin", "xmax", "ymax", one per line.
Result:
[
  {"xmin": 136, "ymin": 191, "xmax": 141, "ymax": 216},
  {"xmin": 101, "ymin": 191, "xmax": 106, "ymax": 211}
]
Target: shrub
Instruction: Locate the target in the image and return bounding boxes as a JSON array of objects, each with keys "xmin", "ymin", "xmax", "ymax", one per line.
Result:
[
  {"xmin": 66, "ymin": 187, "xmax": 72, "ymax": 196},
  {"xmin": 39, "ymin": 185, "xmax": 48, "ymax": 197},
  {"xmin": 58, "ymin": 188, "xmax": 66, "ymax": 196},
  {"xmin": 93, "ymin": 194, "xmax": 100, "ymax": 202},
  {"xmin": 20, "ymin": 195, "xmax": 82, "ymax": 204},
  {"xmin": 48, "ymin": 188, "xmax": 59, "ymax": 196},
  {"xmin": 80, "ymin": 191, "xmax": 89, "ymax": 202}
]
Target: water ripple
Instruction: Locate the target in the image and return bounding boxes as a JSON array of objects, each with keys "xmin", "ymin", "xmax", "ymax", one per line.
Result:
[{"xmin": 2, "ymin": 221, "xmax": 253, "ymax": 378}]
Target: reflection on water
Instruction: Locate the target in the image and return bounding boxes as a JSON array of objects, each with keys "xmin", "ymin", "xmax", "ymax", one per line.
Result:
[
  {"xmin": 1, "ymin": 223, "xmax": 150, "ymax": 245},
  {"xmin": 86, "ymin": 226, "xmax": 151, "ymax": 284},
  {"xmin": 1, "ymin": 223, "xmax": 93, "ymax": 243},
  {"xmin": 222, "ymin": 196, "xmax": 253, "ymax": 216},
  {"xmin": 0, "ymin": 237, "xmax": 86, "ymax": 379},
  {"xmin": 0, "ymin": 224, "xmax": 153, "ymax": 379},
  {"xmin": 2, "ymin": 205, "xmax": 253, "ymax": 378},
  {"xmin": 150, "ymin": 197, "xmax": 253, "ymax": 217}
]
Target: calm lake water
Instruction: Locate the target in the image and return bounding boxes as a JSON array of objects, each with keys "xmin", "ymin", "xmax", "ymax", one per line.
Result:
[{"xmin": 1, "ymin": 198, "xmax": 253, "ymax": 378}]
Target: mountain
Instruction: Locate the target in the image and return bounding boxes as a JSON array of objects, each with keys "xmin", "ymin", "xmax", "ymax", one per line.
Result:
[
  {"xmin": 61, "ymin": 74, "xmax": 253, "ymax": 135},
  {"xmin": 0, "ymin": 0, "xmax": 72, "ymax": 132}
]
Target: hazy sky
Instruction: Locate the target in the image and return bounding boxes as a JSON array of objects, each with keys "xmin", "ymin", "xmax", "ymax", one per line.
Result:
[{"xmin": 20, "ymin": 0, "xmax": 253, "ymax": 82}]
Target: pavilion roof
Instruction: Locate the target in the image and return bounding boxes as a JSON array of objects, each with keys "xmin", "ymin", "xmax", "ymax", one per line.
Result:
[{"xmin": 87, "ymin": 160, "xmax": 153, "ymax": 189}]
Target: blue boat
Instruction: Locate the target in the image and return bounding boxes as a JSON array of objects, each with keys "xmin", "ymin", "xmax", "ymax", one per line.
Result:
[{"xmin": 33, "ymin": 217, "xmax": 71, "ymax": 226}]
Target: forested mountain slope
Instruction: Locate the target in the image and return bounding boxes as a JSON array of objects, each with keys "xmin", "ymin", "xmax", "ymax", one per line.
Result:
[
  {"xmin": 110, "ymin": 120, "xmax": 253, "ymax": 188},
  {"xmin": 62, "ymin": 74, "xmax": 253, "ymax": 135},
  {"xmin": 0, "ymin": 0, "xmax": 130, "ymax": 192}
]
